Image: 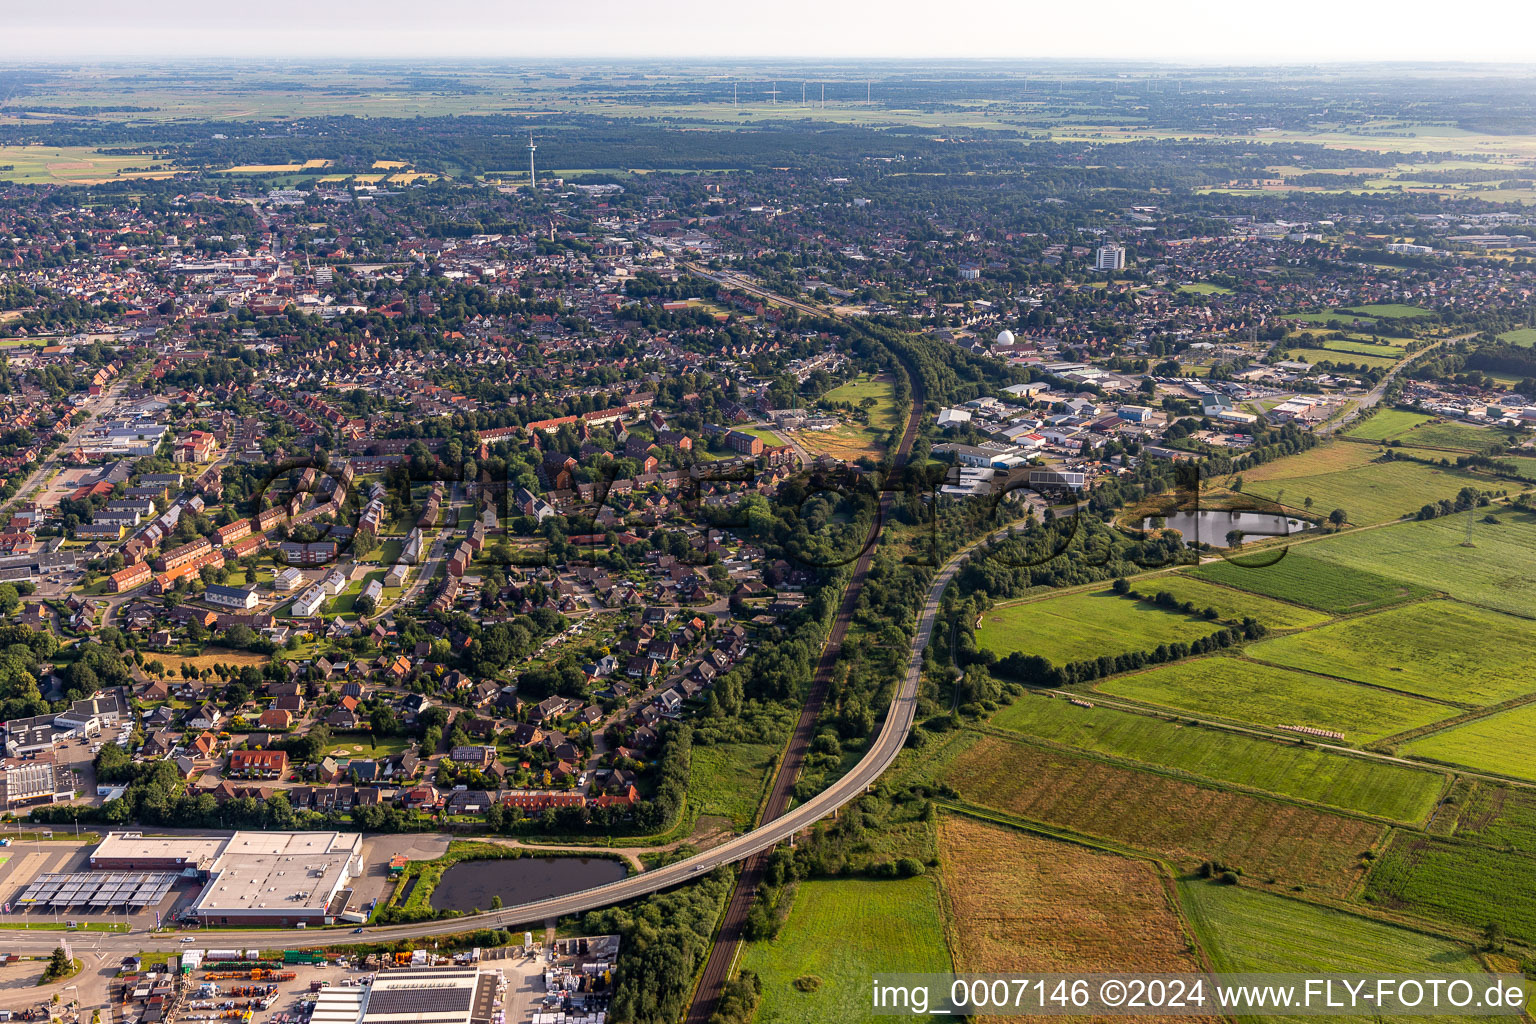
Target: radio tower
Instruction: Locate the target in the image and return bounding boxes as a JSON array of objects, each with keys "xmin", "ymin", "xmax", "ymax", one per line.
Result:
[{"xmin": 527, "ymin": 132, "xmax": 537, "ymax": 189}]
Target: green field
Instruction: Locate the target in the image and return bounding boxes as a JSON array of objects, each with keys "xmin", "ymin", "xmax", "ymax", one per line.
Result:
[
  {"xmin": 975, "ymin": 587, "xmax": 1225, "ymax": 665},
  {"xmin": 1300, "ymin": 508, "xmax": 1536, "ymax": 617},
  {"xmin": 1337, "ymin": 303, "xmax": 1434, "ymax": 319},
  {"xmin": 992, "ymin": 696, "xmax": 1443, "ymax": 821},
  {"xmin": 1097, "ymin": 656, "xmax": 1455, "ymax": 742},
  {"xmin": 1242, "ymin": 448, "xmax": 1498, "ymax": 526},
  {"xmin": 1456, "ymin": 784, "xmax": 1536, "ymax": 854},
  {"xmin": 1362, "ymin": 832, "xmax": 1536, "ymax": 945},
  {"xmin": 1400, "ymin": 703, "xmax": 1536, "ymax": 780},
  {"xmin": 1189, "ymin": 551, "xmax": 1433, "ymax": 613},
  {"xmin": 821, "ymin": 374, "xmax": 900, "ymax": 434},
  {"xmin": 1247, "ymin": 601, "xmax": 1536, "ymax": 707},
  {"xmin": 1181, "ymin": 881, "xmax": 1486, "ymax": 1024},
  {"xmin": 688, "ymin": 740, "xmax": 776, "ymax": 829},
  {"xmin": 740, "ymin": 877, "xmax": 951, "ymax": 1024},
  {"xmin": 1179, "ymin": 282, "xmax": 1232, "ymax": 295},
  {"xmin": 1286, "ymin": 346, "xmax": 1401, "ymax": 370},
  {"xmin": 1345, "ymin": 409, "xmax": 1436, "ymax": 441},
  {"xmin": 1133, "ymin": 575, "xmax": 1331, "ymax": 631},
  {"xmin": 1498, "ymin": 328, "xmax": 1536, "ymax": 347}
]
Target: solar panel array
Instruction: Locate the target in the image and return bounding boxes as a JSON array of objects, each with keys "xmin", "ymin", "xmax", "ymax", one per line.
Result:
[
  {"xmin": 367, "ymin": 984, "xmax": 474, "ymax": 1017},
  {"xmin": 15, "ymin": 871, "xmax": 177, "ymax": 908}
]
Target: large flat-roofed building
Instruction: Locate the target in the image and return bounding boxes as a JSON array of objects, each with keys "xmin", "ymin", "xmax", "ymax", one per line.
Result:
[
  {"xmin": 359, "ymin": 966, "xmax": 496, "ymax": 1024},
  {"xmin": 0, "ymin": 757, "xmax": 74, "ymax": 811},
  {"xmin": 90, "ymin": 832, "xmax": 227, "ymax": 871},
  {"xmin": 184, "ymin": 830, "xmax": 363, "ymax": 926}
]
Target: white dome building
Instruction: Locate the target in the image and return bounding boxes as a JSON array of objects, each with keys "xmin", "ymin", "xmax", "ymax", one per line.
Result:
[{"xmin": 996, "ymin": 329, "xmax": 1016, "ymax": 346}]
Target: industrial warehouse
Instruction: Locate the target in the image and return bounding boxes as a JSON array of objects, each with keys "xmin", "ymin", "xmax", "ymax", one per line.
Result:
[{"xmin": 14, "ymin": 830, "xmax": 365, "ymax": 926}]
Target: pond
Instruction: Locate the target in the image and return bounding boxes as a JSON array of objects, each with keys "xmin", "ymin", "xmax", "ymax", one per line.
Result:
[
  {"xmin": 430, "ymin": 856, "xmax": 627, "ymax": 912},
  {"xmin": 1144, "ymin": 510, "xmax": 1312, "ymax": 547}
]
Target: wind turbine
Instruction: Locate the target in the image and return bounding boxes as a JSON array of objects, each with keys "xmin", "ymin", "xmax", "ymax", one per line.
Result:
[{"xmin": 767, "ymin": 82, "xmax": 780, "ymax": 105}]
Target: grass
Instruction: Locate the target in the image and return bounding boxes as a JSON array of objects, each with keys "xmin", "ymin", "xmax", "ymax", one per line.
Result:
[
  {"xmin": 321, "ymin": 734, "xmax": 412, "ymax": 758},
  {"xmin": 739, "ymin": 877, "xmax": 951, "ymax": 1024},
  {"xmin": 975, "ymin": 586, "xmax": 1226, "ymax": 666},
  {"xmin": 1285, "ymin": 346, "xmax": 1402, "ymax": 370},
  {"xmin": 1300, "ymin": 507, "xmax": 1536, "ymax": 618},
  {"xmin": 1345, "ymin": 409, "xmax": 1437, "ymax": 441},
  {"xmin": 937, "ymin": 815, "xmax": 1205, "ymax": 975},
  {"xmin": 1400, "ymin": 703, "xmax": 1536, "ymax": 781},
  {"xmin": 157, "ymin": 647, "xmax": 270, "ymax": 674},
  {"xmin": 990, "ymin": 695, "xmax": 1444, "ymax": 822},
  {"xmin": 1189, "ymin": 551, "xmax": 1433, "ymax": 614},
  {"xmin": 1384, "ymin": 420, "xmax": 1510, "ymax": 453},
  {"xmin": 1098, "ymin": 656, "xmax": 1455, "ymax": 742},
  {"xmin": 942, "ymin": 733, "xmax": 1384, "ymax": 897},
  {"xmin": 1362, "ymin": 832, "xmax": 1536, "ymax": 945},
  {"xmin": 688, "ymin": 740, "xmax": 776, "ymax": 830},
  {"xmin": 1455, "ymin": 784, "xmax": 1536, "ymax": 854},
  {"xmin": 1179, "ymin": 282, "xmax": 1233, "ymax": 295},
  {"xmin": 1180, "ymin": 880, "xmax": 1486, "ymax": 1024},
  {"xmin": 1131, "ymin": 574, "xmax": 1331, "ymax": 631},
  {"xmin": 1337, "ymin": 303, "xmax": 1434, "ymax": 318},
  {"xmin": 1497, "ymin": 328, "xmax": 1536, "ymax": 347},
  {"xmin": 1246, "ymin": 600, "xmax": 1536, "ymax": 707},
  {"xmin": 0, "ymin": 144, "xmax": 180, "ymax": 184},
  {"xmin": 1238, "ymin": 442, "xmax": 1499, "ymax": 525}
]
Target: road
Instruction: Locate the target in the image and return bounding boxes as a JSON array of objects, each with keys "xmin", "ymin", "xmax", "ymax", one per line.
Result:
[
  {"xmin": 1318, "ymin": 334, "xmax": 1463, "ymax": 437},
  {"xmin": 1, "ymin": 378, "xmax": 131, "ymax": 520}
]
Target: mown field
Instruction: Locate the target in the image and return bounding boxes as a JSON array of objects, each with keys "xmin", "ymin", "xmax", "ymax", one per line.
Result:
[
  {"xmin": 943, "ymin": 734, "xmax": 1383, "ymax": 896},
  {"xmin": 1180, "ymin": 881, "xmax": 1486, "ymax": 1024},
  {"xmin": 975, "ymin": 587, "xmax": 1225, "ymax": 665},
  {"xmin": 1344, "ymin": 409, "xmax": 1510, "ymax": 452},
  {"xmin": 938, "ymin": 816, "xmax": 1216, "ymax": 1023},
  {"xmin": 1131, "ymin": 575, "xmax": 1331, "ymax": 631},
  {"xmin": 1498, "ymin": 328, "xmax": 1536, "ymax": 347},
  {"xmin": 1345, "ymin": 409, "xmax": 1436, "ymax": 441},
  {"xmin": 1239, "ymin": 444, "xmax": 1498, "ymax": 525},
  {"xmin": 1188, "ymin": 551, "xmax": 1433, "ymax": 613},
  {"xmin": 688, "ymin": 740, "xmax": 776, "ymax": 829},
  {"xmin": 1362, "ymin": 833, "xmax": 1536, "ymax": 945},
  {"xmin": 1399, "ymin": 702, "xmax": 1536, "ymax": 781},
  {"xmin": 1097, "ymin": 656, "xmax": 1455, "ymax": 743},
  {"xmin": 1246, "ymin": 600, "xmax": 1536, "ymax": 707},
  {"xmin": 1299, "ymin": 508, "xmax": 1536, "ymax": 617},
  {"xmin": 740, "ymin": 877, "xmax": 952, "ymax": 1024},
  {"xmin": 991, "ymin": 696, "xmax": 1444, "ymax": 822},
  {"xmin": 1286, "ymin": 346, "xmax": 1401, "ymax": 370},
  {"xmin": 1455, "ymin": 784, "xmax": 1536, "ymax": 854}
]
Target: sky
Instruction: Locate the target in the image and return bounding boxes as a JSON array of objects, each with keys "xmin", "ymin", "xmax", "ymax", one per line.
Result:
[{"xmin": 4, "ymin": 0, "xmax": 1536, "ymax": 63}]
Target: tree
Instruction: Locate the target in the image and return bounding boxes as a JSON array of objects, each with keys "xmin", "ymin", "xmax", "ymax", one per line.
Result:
[
  {"xmin": 1225, "ymin": 530, "xmax": 1243, "ymax": 549},
  {"xmin": 44, "ymin": 946, "xmax": 71, "ymax": 982},
  {"xmin": 1328, "ymin": 508, "xmax": 1348, "ymax": 526},
  {"xmin": 0, "ymin": 583, "xmax": 19, "ymax": 617}
]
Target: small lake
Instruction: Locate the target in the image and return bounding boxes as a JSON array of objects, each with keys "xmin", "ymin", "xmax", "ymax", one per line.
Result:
[
  {"xmin": 430, "ymin": 857, "xmax": 627, "ymax": 911},
  {"xmin": 1144, "ymin": 510, "xmax": 1311, "ymax": 547}
]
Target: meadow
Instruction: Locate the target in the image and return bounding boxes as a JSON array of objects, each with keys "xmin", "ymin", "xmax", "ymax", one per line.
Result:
[
  {"xmin": 1337, "ymin": 303, "xmax": 1434, "ymax": 319},
  {"xmin": 1383, "ymin": 420, "xmax": 1510, "ymax": 453},
  {"xmin": 1239, "ymin": 444, "xmax": 1499, "ymax": 525},
  {"xmin": 943, "ymin": 734, "xmax": 1384, "ymax": 897},
  {"xmin": 1362, "ymin": 833, "xmax": 1536, "ymax": 945},
  {"xmin": 1399, "ymin": 703, "xmax": 1536, "ymax": 781},
  {"xmin": 795, "ymin": 373, "xmax": 899, "ymax": 461},
  {"xmin": 1180, "ymin": 881, "xmax": 1486, "ymax": 1024},
  {"xmin": 1188, "ymin": 551, "xmax": 1433, "ymax": 613},
  {"xmin": 688, "ymin": 740, "xmax": 777, "ymax": 829},
  {"xmin": 1344, "ymin": 409, "xmax": 1436, "ymax": 441},
  {"xmin": 1246, "ymin": 600, "xmax": 1536, "ymax": 707},
  {"xmin": 938, "ymin": 816, "xmax": 1212, "ymax": 1002},
  {"xmin": 1497, "ymin": 328, "xmax": 1536, "ymax": 347},
  {"xmin": 739, "ymin": 877, "xmax": 952, "ymax": 1024},
  {"xmin": 1299, "ymin": 508, "xmax": 1536, "ymax": 617},
  {"xmin": 1096, "ymin": 656, "xmax": 1455, "ymax": 742},
  {"xmin": 975, "ymin": 587, "xmax": 1225, "ymax": 665},
  {"xmin": 990, "ymin": 696, "xmax": 1444, "ymax": 822},
  {"xmin": 1286, "ymin": 346, "xmax": 1401, "ymax": 370},
  {"xmin": 1130, "ymin": 574, "xmax": 1331, "ymax": 631},
  {"xmin": 1455, "ymin": 784, "xmax": 1536, "ymax": 854}
]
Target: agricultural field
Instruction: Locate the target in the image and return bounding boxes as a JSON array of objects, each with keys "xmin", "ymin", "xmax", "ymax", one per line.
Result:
[
  {"xmin": 975, "ymin": 586, "xmax": 1226, "ymax": 666},
  {"xmin": 938, "ymin": 816, "xmax": 1215, "ymax": 1021},
  {"xmin": 1239, "ymin": 443, "xmax": 1498, "ymax": 525},
  {"xmin": 1344, "ymin": 409, "xmax": 1437, "ymax": 441},
  {"xmin": 740, "ymin": 877, "xmax": 951, "ymax": 1024},
  {"xmin": 0, "ymin": 144, "xmax": 180, "ymax": 184},
  {"xmin": 1285, "ymin": 346, "xmax": 1401, "ymax": 370},
  {"xmin": 1454, "ymin": 784, "xmax": 1536, "ymax": 854},
  {"xmin": 1246, "ymin": 600, "xmax": 1536, "ymax": 707},
  {"xmin": 1497, "ymin": 328, "xmax": 1536, "ymax": 347},
  {"xmin": 1385, "ymin": 420, "xmax": 1511, "ymax": 453},
  {"xmin": 1399, "ymin": 703, "xmax": 1536, "ymax": 781},
  {"xmin": 1189, "ymin": 551, "xmax": 1433, "ymax": 614},
  {"xmin": 1299, "ymin": 508, "xmax": 1536, "ymax": 617},
  {"xmin": 1131, "ymin": 575, "xmax": 1331, "ymax": 631},
  {"xmin": 1362, "ymin": 833, "xmax": 1536, "ymax": 945},
  {"xmin": 1180, "ymin": 881, "xmax": 1487, "ymax": 1024},
  {"xmin": 688, "ymin": 740, "xmax": 776, "ymax": 829},
  {"xmin": 943, "ymin": 734, "xmax": 1384, "ymax": 897},
  {"xmin": 1097, "ymin": 656, "xmax": 1455, "ymax": 742},
  {"xmin": 990, "ymin": 696, "xmax": 1444, "ymax": 822}
]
